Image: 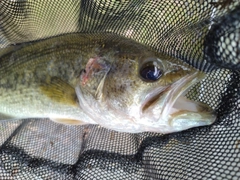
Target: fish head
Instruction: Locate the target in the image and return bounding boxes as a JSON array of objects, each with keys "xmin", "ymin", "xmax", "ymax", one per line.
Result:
[{"xmin": 76, "ymin": 43, "xmax": 216, "ymax": 133}]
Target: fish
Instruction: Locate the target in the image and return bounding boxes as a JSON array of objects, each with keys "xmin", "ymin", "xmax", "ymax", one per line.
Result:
[{"xmin": 0, "ymin": 33, "xmax": 216, "ymax": 133}]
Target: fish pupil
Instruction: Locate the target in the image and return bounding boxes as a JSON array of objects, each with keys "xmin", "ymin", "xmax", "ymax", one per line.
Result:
[{"xmin": 140, "ymin": 63, "xmax": 162, "ymax": 81}]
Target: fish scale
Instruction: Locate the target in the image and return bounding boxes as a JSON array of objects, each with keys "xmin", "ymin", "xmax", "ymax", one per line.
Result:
[{"xmin": 0, "ymin": 33, "xmax": 215, "ymax": 133}]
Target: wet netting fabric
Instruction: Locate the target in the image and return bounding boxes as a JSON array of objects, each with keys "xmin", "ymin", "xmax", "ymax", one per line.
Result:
[{"xmin": 0, "ymin": 0, "xmax": 239, "ymax": 179}]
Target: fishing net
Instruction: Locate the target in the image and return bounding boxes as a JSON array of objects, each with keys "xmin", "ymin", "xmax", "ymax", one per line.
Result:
[{"xmin": 0, "ymin": 0, "xmax": 239, "ymax": 179}]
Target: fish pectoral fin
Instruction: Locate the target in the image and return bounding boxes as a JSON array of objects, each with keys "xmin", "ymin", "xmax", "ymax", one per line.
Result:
[
  {"xmin": 50, "ymin": 118, "xmax": 87, "ymax": 125},
  {"xmin": 40, "ymin": 77, "xmax": 78, "ymax": 106}
]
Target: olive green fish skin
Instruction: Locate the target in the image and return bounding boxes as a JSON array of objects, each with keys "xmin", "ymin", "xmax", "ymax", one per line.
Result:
[
  {"xmin": 0, "ymin": 34, "xmax": 94, "ymax": 123},
  {"xmin": 0, "ymin": 33, "xmax": 215, "ymax": 133}
]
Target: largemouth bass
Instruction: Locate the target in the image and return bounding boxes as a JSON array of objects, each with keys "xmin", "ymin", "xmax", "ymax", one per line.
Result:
[{"xmin": 0, "ymin": 33, "xmax": 215, "ymax": 133}]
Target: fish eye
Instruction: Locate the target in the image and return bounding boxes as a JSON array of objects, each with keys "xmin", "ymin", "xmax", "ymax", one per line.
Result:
[{"xmin": 140, "ymin": 60, "xmax": 163, "ymax": 82}]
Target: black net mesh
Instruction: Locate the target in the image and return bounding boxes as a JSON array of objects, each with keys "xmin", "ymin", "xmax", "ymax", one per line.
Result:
[{"xmin": 0, "ymin": 0, "xmax": 239, "ymax": 179}]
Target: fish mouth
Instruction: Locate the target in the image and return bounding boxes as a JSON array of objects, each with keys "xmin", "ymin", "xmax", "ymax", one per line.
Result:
[{"xmin": 141, "ymin": 71, "xmax": 216, "ymax": 128}]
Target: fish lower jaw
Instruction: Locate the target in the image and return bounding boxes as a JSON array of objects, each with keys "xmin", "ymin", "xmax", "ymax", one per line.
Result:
[
  {"xmin": 168, "ymin": 95, "xmax": 209, "ymax": 115},
  {"xmin": 163, "ymin": 95, "xmax": 216, "ymax": 130}
]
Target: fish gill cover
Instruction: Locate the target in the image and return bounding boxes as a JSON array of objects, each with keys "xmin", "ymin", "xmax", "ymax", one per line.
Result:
[{"xmin": 0, "ymin": 0, "xmax": 239, "ymax": 179}]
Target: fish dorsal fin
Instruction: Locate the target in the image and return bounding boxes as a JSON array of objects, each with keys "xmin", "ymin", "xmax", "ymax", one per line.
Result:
[{"xmin": 40, "ymin": 77, "xmax": 78, "ymax": 106}]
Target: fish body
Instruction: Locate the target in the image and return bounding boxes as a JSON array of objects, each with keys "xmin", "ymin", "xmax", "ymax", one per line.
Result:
[{"xmin": 0, "ymin": 33, "xmax": 216, "ymax": 133}]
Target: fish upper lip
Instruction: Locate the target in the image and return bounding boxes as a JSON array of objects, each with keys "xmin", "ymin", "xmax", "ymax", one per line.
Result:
[{"xmin": 160, "ymin": 71, "xmax": 206, "ymax": 119}]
